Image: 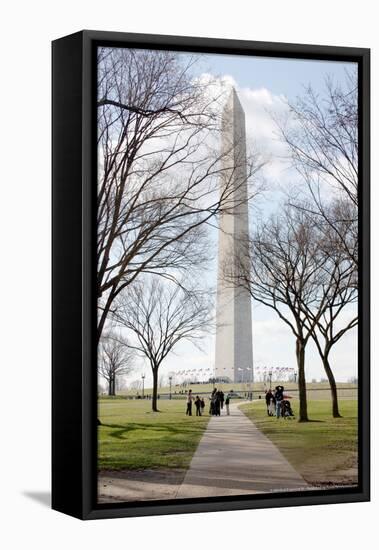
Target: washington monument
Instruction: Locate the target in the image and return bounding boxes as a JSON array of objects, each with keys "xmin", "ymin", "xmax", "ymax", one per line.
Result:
[{"xmin": 214, "ymin": 89, "xmax": 253, "ymax": 384}]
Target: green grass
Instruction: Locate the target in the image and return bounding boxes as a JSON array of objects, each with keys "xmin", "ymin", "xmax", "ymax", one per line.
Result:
[
  {"xmin": 98, "ymin": 398, "xmax": 210, "ymax": 471},
  {"xmin": 98, "ymin": 394, "xmax": 358, "ymax": 487},
  {"xmin": 240, "ymin": 399, "xmax": 358, "ymax": 486}
]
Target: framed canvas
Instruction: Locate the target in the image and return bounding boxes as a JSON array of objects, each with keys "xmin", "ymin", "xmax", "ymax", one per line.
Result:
[{"xmin": 52, "ymin": 30, "xmax": 370, "ymax": 520}]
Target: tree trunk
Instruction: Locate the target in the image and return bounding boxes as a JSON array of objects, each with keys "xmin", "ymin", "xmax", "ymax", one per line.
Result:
[
  {"xmin": 323, "ymin": 355, "xmax": 342, "ymax": 418},
  {"xmin": 152, "ymin": 368, "xmax": 159, "ymax": 412},
  {"xmin": 97, "ymin": 287, "xmax": 114, "ymax": 343},
  {"xmin": 108, "ymin": 376, "xmax": 115, "ymax": 396},
  {"xmin": 296, "ymin": 338, "xmax": 309, "ymax": 422}
]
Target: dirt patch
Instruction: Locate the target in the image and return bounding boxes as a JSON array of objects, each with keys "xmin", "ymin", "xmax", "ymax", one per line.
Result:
[
  {"xmin": 98, "ymin": 468, "xmax": 186, "ymax": 503},
  {"xmin": 301, "ymin": 453, "xmax": 358, "ymax": 486}
]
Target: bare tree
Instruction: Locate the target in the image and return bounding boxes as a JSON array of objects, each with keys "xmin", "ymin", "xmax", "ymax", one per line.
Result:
[
  {"xmin": 229, "ymin": 207, "xmax": 330, "ymax": 422},
  {"xmin": 97, "ymin": 47, "xmax": 263, "ymax": 341},
  {"xmin": 277, "ymin": 70, "xmax": 358, "ymax": 268},
  {"xmin": 115, "ymin": 376, "xmax": 128, "ymax": 392},
  {"xmin": 130, "ymin": 379, "xmax": 142, "ymax": 391},
  {"xmin": 302, "ymin": 244, "xmax": 357, "ymax": 417},
  {"xmin": 98, "ymin": 332, "xmax": 134, "ymax": 396},
  {"xmin": 113, "ymin": 277, "xmax": 212, "ymax": 411},
  {"xmin": 229, "ymin": 203, "xmax": 358, "ymax": 420}
]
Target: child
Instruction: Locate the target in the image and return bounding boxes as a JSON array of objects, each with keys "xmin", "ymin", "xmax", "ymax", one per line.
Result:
[
  {"xmin": 200, "ymin": 397, "xmax": 205, "ymax": 414},
  {"xmin": 225, "ymin": 395, "xmax": 230, "ymax": 416},
  {"xmin": 195, "ymin": 396, "xmax": 202, "ymax": 416}
]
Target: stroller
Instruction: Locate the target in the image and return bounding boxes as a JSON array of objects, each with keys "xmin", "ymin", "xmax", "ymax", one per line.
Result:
[{"xmin": 281, "ymin": 399, "xmax": 295, "ymax": 419}]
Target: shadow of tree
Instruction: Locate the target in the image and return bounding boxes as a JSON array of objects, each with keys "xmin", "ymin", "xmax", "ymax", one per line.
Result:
[{"xmin": 101, "ymin": 422, "xmax": 205, "ymax": 440}]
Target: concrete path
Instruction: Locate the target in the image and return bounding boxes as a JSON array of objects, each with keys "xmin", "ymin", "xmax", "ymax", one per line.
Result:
[{"xmin": 176, "ymin": 402, "xmax": 308, "ymax": 498}]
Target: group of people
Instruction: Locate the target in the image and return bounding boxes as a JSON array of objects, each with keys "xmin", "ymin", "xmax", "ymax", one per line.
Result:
[
  {"xmin": 185, "ymin": 388, "xmax": 231, "ymax": 416},
  {"xmin": 186, "ymin": 391, "xmax": 205, "ymax": 416},
  {"xmin": 265, "ymin": 385, "xmax": 295, "ymax": 419},
  {"xmin": 209, "ymin": 388, "xmax": 230, "ymax": 416}
]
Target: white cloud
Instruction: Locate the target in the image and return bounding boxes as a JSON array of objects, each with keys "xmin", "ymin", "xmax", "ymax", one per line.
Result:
[{"xmin": 195, "ymin": 73, "xmax": 298, "ymax": 209}]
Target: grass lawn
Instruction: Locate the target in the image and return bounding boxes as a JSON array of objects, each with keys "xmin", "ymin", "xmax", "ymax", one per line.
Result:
[
  {"xmin": 98, "ymin": 398, "xmax": 210, "ymax": 471},
  {"xmin": 240, "ymin": 399, "xmax": 358, "ymax": 486}
]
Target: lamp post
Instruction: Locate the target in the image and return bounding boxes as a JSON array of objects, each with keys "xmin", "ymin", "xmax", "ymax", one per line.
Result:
[
  {"xmin": 141, "ymin": 374, "xmax": 145, "ymax": 398},
  {"xmin": 169, "ymin": 376, "xmax": 172, "ymax": 400},
  {"xmin": 268, "ymin": 369, "xmax": 273, "ymax": 390},
  {"xmin": 246, "ymin": 367, "xmax": 252, "ymax": 400}
]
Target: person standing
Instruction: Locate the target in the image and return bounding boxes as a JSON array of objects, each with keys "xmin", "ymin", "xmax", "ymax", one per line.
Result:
[
  {"xmin": 225, "ymin": 394, "xmax": 230, "ymax": 416},
  {"xmin": 200, "ymin": 397, "xmax": 205, "ymax": 415},
  {"xmin": 195, "ymin": 396, "xmax": 202, "ymax": 416},
  {"xmin": 186, "ymin": 390, "xmax": 194, "ymax": 416},
  {"xmin": 210, "ymin": 388, "xmax": 217, "ymax": 416},
  {"xmin": 215, "ymin": 390, "xmax": 221, "ymax": 416},
  {"xmin": 274, "ymin": 385, "xmax": 284, "ymax": 419},
  {"xmin": 268, "ymin": 396, "xmax": 276, "ymax": 416},
  {"xmin": 219, "ymin": 390, "xmax": 225, "ymax": 410},
  {"xmin": 265, "ymin": 389, "xmax": 275, "ymax": 416}
]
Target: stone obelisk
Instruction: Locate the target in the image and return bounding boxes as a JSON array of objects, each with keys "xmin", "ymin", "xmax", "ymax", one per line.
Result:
[{"xmin": 214, "ymin": 89, "xmax": 253, "ymax": 384}]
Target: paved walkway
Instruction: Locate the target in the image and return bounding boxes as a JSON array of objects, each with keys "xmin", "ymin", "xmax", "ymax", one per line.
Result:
[
  {"xmin": 176, "ymin": 402, "xmax": 308, "ymax": 498},
  {"xmin": 98, "ymin": 402, "xmax": 308, "ymax": 502}
]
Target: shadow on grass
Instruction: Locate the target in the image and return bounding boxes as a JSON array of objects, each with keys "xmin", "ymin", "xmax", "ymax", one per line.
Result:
[
  {"xmin": 257, "ymin": 418, "xmax": 326, "ymax": 424},
  {"xmin": 101, "ymin": 422, "xmax": 205, "ymax": 440}
]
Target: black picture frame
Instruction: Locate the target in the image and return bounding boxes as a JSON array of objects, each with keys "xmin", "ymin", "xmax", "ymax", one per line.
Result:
[{"xmin": 52, "ymin": 30, "xmax": 370, "ymax": 520}]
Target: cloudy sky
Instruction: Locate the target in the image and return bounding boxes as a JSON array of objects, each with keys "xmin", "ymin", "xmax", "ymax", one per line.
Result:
[{"xmin": 106, "ymin": 51, "xmax": 358, "ymax": 388}]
